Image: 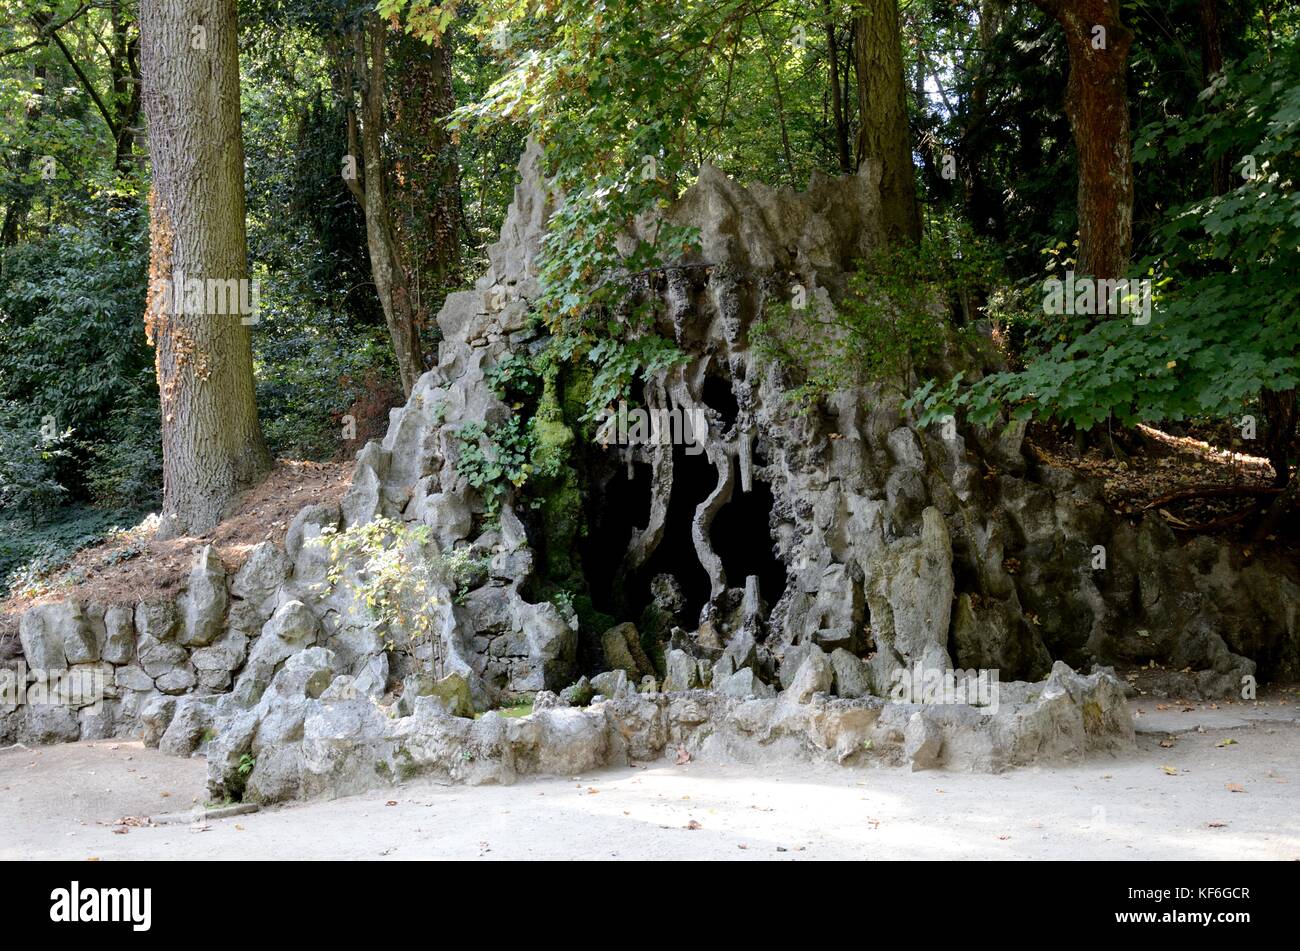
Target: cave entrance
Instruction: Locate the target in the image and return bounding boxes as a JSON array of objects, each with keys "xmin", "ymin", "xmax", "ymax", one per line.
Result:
[
  {"xmin": 629, "ymin": 443, "xmax": 716, "ymax": 625},
  {"xmin": 710, "ymin": 474, "xmax": 787, "ymax": 611},
  {"xmin": 581, "ymin": 441, "xmax": 787, "ymax": 635},
  {"xmin": 578, "ymin": 456, "xmax": 652, "ymax": 617}
]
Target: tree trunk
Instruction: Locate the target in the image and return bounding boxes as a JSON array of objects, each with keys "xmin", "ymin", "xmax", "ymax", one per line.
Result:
[
  {"xmin": 109, "ymin": 0, "xmax": 143, "ymax": 175},
  {"xmin": 825, "ymin": 1, "xmax": 852, "ymax": 174},
  {"xmin": 1030, "ymin": 0, "xmax": 1134, "ymax": 279},
  {"xmin": 389, "ymin": 29, "xmax": 463, "ymax": 316},
  {"xmin": 140, "ymin": 0, "xmax": 271, "ymax": 538},
  {"xmin": 343, "ymin": 17, "xmax": 424, "ymax": 396},
  {"xmin": 2, "ymin": 24, "xmax": 46, "ymax": 247},
  {"xmin": 852, "ymin": 0, "xmax": 921, "ymax": 245},
  {"xmin": 1260, "ymin": 388, "xmax": 1297, "ymax": 488},
  {"xmin": 1198, "ymin": 0, "xmax": 1230, "ymax": 195}
]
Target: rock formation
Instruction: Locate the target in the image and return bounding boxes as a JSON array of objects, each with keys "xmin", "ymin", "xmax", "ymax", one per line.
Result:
[{"xmin": 3, "ymin": 142, "xmax": 1296, "ymax": 801}]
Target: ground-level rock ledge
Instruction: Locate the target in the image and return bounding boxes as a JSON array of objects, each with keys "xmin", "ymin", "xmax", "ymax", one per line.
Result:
[{"xmin": 207, "ymin": 661, "xmax": 1132, "ymax": 804}]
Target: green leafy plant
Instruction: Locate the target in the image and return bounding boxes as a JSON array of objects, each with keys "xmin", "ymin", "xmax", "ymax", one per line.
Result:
[
  {"xmin": 912, "ymin": 48, "xmax": 1300, "ymax": 477},
  {"xmin": 313, "ymin": 518, "xmax": 441, "ymax": 646},
  {"xmin": 755, "ymin": 226, "xmax": 996, "ymax": 410}
]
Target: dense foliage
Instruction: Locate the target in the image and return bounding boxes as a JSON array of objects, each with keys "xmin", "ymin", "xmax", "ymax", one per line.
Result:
[{"xmin": 1, "ymin": 0, "xmax": 1296, "ymax": 593}]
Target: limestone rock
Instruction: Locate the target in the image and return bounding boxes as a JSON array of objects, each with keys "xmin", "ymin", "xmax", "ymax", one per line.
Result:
[
  {"xmin": 159, "ymin": 697, "xmax": 216, "ymax": 757},
  {"xmin": 866, "ymin": 507, "xmax": 954, "ymax": 674},
  {"xmin": 904, "ymin": 712, "xmax": 943, "ymax": 771},
  {"xmin": 101, "ymin": 605, "xmax": 136, "ymax": 665},
  {"xmin": 558, "ymin": 676, "xmax": 594, "ymax": 707},
  {"xmin": 19, "ymin": 703, "xmax": 81, "ymax": 744},
  {"xmin": 662, "ymin": 649, "xmax": 701, "ymax": 693},
  {"xmin": 139, "ymin": 694, "xmax": 177, "ymax": 748},
  {"xmin": 590, "ymin": 669, "xmax": 634, "ymax": 700},
  {"xmin": 135, "ymin": 600, "xmax": 179, "ymax": 644},
  {"xmin": 179, "ymin": 546, "xmax": 228, "ymax": 647},
  {"xmin": 402, "ymin": 670, "xmax": 474, "ymax": 718},
  {"xmin": 784, "ymin": 645, "xmax": 833, "ymax": 704},
  {"xmin": 718, "ymin": 668, "xmax": 775, "ymax": 700},
  {"xmin": 19, "ymin": 602, "xmax": 96, "ymax": 670},
  {"xmin": 600, "ymin": 622, "xmax": 653, "ymax": 680},
  {"xmin": 830, "ymin": 648, "xmax": 872, "ymax": 699},
  {"xmin": 231, "ymin": 541, "xmax": 289, "ymax": 612}
]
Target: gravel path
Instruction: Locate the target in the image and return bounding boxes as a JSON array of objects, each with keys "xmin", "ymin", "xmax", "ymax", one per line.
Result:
[{"xmin": 3, "ymin": 699, "xmax": 1297, "ymax": 861}]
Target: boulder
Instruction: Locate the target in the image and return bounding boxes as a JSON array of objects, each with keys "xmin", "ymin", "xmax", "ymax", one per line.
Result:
[
  {"xmin": 135, "ymin": 600, "xmax": 180, "ymax": 643},
  {"xmin": 600, "ymin": 622, "xmax": 653, "ymax": 680},
  {"xmin": 159, "ymin": 697, "xmax": 216, "ymax": 757},
  {"xmin": 401, "ymin": 670, "xmax": 474, "ymax": 718},
  {"xmin": 137, "ymin": 638, "xmax": 189, "ymax": 681},
  {"xmin": 784, "ymin": 645, "xmax": 833, "ymax": 704},
  {"xmin": 19, "ymin": 602, "xmax": 96, "ymax": 670},
  {"xmin": 904, "ymin": 712, "xmax": 943, "ymax": 771},
  {"xmin": 830, "ymin": 649, "xmax": 872, "ymax": 699},
  {"xmin": 139, "ymin": 694, "xmax": 177, "ymax": 748},
  {"xmin": 179, "ymin": 546, "xmax": 228, "ymax": 647},
  {"xmin": 18, "ymin": 703, "xmax": 81, "ymax": 744},
  {"xmin": 231, "ymin": 541, "xmax": 289, "ymax": 613},
  {"xmin": 590, "ymin": 669, "xmax": 634, "ymax": 700},
  {"xmin": 662, "ymin": 648, "xmax": 701, "ymax": 692},
  {"xmin": 718, "ymin": 668, "xmax": 775, "ymax": 699},
  {"xmin": 114, "ymin": 665, "xmax": 155, "ymax": 692},
  {"xmin": 558, "ymin": 676, "xmax": 594, "ymax": 707},
  {"xmin": 264, "ymin": 599, "xmax": 320, "ymax": 644},
  {"xmin": 101, "ymin": 605, "xmax": 136, "ymax": 665}
]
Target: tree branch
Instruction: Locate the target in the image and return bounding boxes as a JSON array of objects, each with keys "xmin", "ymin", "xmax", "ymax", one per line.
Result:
[
  {"xmin": 45, "ymin": 17, "xmax": 118, "ymax": 136},
  {"xmin": 0, "ymin": 4, "xmax": 90, "ymax": 58}
]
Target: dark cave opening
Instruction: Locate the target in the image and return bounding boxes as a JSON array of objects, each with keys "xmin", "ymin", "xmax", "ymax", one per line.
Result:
[
  {"xmin": 581, "ymin": 437, "xmax": 788, "ymax": 636},
  {"xmin": 710, "ymin": 476, "xmax": 787, "ymax": 611},
  {"xmin": 702, "ymin": 374, "xmax": 740, "ymax": 432},
  {"xmin": 627, "ymin": 444, "xmax": 716, "ymax": 626},
  {"xmin": 579, "ymin": 456, "xmax": 653, "ymax": 617}
]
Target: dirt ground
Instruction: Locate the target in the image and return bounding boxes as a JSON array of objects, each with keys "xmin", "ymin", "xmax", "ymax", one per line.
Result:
[
  {"xmin": 0, "ymin": 460, "xmax": 351, "ymax": 625},
  {"xmin": 2, "ymin": 697, "xmax": 1297, "ymax": 861}
]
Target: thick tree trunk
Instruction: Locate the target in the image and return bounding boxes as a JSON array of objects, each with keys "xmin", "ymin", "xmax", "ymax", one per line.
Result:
[
  {"xmin": 1031, "ymin": 0, "xmax": 1134, "ymax": 279},
  {"xmin": 344, "ymin": 17, "xmax": 424, "ymax": 396},
  {"xmin": 140, "ymin": 0, "xmax": 271, "ymax": 538},
  {"xmin": 390, "ymin": 30, "xmax": 463, "ymax": 317},
  {"xmin": 852, "ymin": 0, "xmax": 921, "ymax": 245}
]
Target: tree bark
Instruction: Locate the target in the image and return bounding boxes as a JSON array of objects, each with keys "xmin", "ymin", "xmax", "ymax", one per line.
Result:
[
  {"xmin": 140, "ymin": 0, "xmax": 271, "ymax": 538},
  {"xmin": 389, "ymin": 29, "xmax": 463, "ymax": 316},
  {"xmin": 1030, "ymin": 0, "xmax": 1134, "ymax": 279},
  {"xmin": 2, "ymin": 16, "xmax": 48, "ymax": 247},
  {"xmin": 342, "ymin": 16, "xmax": 424, "ymax": 396},
  {"xmin": 852, "ymin": 0, "xmax": 921, "ymax": 246},
  {"xmin": 1198, "ymin": 0, "xmax": 1230, "ymax": 195},
  {"xmin": 824, "ymin": 1, "xmax": 852, "ymax": 174}
]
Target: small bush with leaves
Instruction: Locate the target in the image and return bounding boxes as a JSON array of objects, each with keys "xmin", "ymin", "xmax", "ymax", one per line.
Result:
[
  {"xmin": 311, "ymin": 517, "xmax": 488, "ymax": 648},
  {"xmin": 312, "ymin": 518, "xmax": 440, "ymax": 646},
  {"xmin": 755, "ymin": 227, "xmax": 996, "ymax": 409}
]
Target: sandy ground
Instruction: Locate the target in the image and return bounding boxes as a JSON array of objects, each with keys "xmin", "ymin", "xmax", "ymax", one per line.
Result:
[{"xmin": 2, "ymin": 699, "xmax": 1297, "ymax": 861}]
